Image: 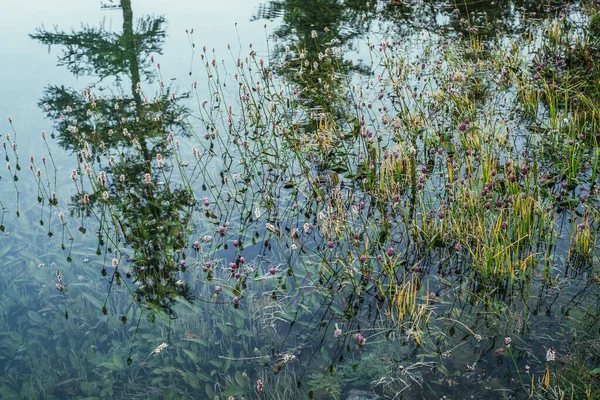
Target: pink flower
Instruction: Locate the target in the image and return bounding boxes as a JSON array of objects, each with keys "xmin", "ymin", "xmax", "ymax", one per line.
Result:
[{"xmin": 355, "ymin": 333, "xmax": 365, "ymax": 346}]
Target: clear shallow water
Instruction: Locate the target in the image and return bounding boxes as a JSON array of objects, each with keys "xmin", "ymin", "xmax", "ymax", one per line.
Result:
[{"xmin": 1, "ymin": 1, "xmax": 599, "ymax": 399}]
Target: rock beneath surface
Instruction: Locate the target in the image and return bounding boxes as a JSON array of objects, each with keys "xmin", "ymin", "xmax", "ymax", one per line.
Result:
[{"xmin": 344, "ymin": 389, "xmax": 380, "ymax": 400}]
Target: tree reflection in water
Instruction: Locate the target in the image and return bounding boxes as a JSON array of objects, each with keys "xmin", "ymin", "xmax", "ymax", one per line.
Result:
[{"xmin": 31, "ymin": 0, "xmax": 194, "ymax": 318}]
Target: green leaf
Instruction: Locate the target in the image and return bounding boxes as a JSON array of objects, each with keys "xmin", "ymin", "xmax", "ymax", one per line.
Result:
[
  {"xmin": 320, "ymin": 346, "xmax": 331, "ymax": 364},
  {"xmin": 205, "ymin": 383, "xmax": 215, "ymax": 398},
  {"xmin": 233, "ymin": 311, "xmax": 245, "ymax": 329},
  {"xmin": 196, "ymin": 371, "xmax": 211, "ymax": 381},
  {"xmin": 99, "ymin": 362, "xmax": 120, "ymax": 371},
  {"xmin": 222, "ymin": 386, "xmax": 246, "ymax": 398},
  {"xmin": 216, "ymin": 323, "xmax": 233, "ymax": 337},
  {"xmin": 83, "ymin": 292, "xmax": 104, "ymax": 309},
  {"xmin": 182, "ymin": 348, "xmax": 199, "ymax": 363},
  {"xmin": 27, "ymin": 328, "xmax": 47, "ymax": 337},
  {"xmin": 56, "ymin": 345, "xmax": 74, "ymax": 359},
  {"xmin": 184, "ymin": 371, "xmax": 200, "ymax": 389},
  {"xmin": 234, "ymin": 370, "xmax": 248, "ymax": 386},
  {"xmin": 27, "ymin": 311, "xmax": 44, "ymax": 325},
  {"xmin": 330, "ymin": 164, "xmax": 348, "ymax": 173},
  {"xmin": 112, "ymin": 354, "xmax": 125, "ymax": 369},
  {"xmin": 151, "ymin": 377, "xmax": 164, "ymax": 385},
  {"xmin": 183, "ymin": 337, "xmax": 208, "ymax": 347},
  {"xmin": 79, "ymin": 382, "xmax": 96, "ymax": 395},
  {"xmin": 0, "ymin": 384, "xmax": 20, "ymax": 398},
  {"xmin": 590, "ymin": 367, "xmax": 600, "ymax": 375}
]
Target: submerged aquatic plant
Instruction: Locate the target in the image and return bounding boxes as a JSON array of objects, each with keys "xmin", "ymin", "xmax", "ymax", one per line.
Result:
[{"xmin": 0, "ymin": 0, "xmax": 599, "ymax": 399}]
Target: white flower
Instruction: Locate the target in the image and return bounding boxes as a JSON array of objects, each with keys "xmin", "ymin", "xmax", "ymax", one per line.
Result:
[
  {"xmin": 265, "ymin": 223, "xmax": 277, "ymax": 233},
  {"xmin": 303, "ymin": 223, "xmax": 312, "ymax": 234},
  {"xmin": 151, "ymin": 342, "xmax": 168, "ymax": 355},
  {"xmin": 201, "ymin": 235, "xmax": 212, "ymax": 243}
]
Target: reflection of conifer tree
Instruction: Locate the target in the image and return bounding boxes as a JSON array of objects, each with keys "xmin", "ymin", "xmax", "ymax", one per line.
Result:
[
  {"xmin": 258, "ymin": 0, "xmax": 567, "ymax": 51},
  {"xmin": 32, "ymin": 0, "xmax": 163, "ymax": 83},
  {"xmin": 256, "ymin": 0, "xmax": 370, "ymax": 114},
  {"xmin": 252, "ymin": 0, "xmax": 373, "ymax": 179},
  {"xmin": 31, "ymin": 0, "xmax": 193, "ymax": 316},
  {"xmin": 374, "ymin": 0, "xmax": 568, "ymax": 38}
]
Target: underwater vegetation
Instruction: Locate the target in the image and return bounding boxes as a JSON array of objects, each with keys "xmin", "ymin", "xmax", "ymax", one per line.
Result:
[{"xmin": 0, "ymin": 0, "xmax": 599, "ymax": 399}]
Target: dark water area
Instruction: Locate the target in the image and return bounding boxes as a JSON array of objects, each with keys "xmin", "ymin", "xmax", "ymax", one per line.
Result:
[{"xmin": 1, "ymin": 1, "xmax": 599, "ymax": 399}]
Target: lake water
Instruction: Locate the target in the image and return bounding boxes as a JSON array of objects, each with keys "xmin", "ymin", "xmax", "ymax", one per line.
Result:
[{"xmin": 1, "ymin": 1, "xmax": 599, "ymax": 399}]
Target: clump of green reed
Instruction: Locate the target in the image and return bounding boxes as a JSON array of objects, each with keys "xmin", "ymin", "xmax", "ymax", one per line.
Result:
[
  {"xmin": 532, "ymin": 6, "xmax": 600, "ymax": 141},
  {"xmin": 568, "ymin": 209, "xmax": 598, "ymax": 267},
  {"xmin": 359, "ymin": 34, "xmax": 562, "ymax": 282}
]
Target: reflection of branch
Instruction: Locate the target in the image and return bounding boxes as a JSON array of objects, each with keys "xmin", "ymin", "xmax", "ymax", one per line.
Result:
[
  {"xmin": 101, "ymin": 2, "xmax": 121, "ymax": 10},
  {"xmin": 32, "ymin": 25, "xmax": 127, "ymax": 77},
  {"xmin": 30, "ymin": 15, "xmax": 166, "ymax": 81}
]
